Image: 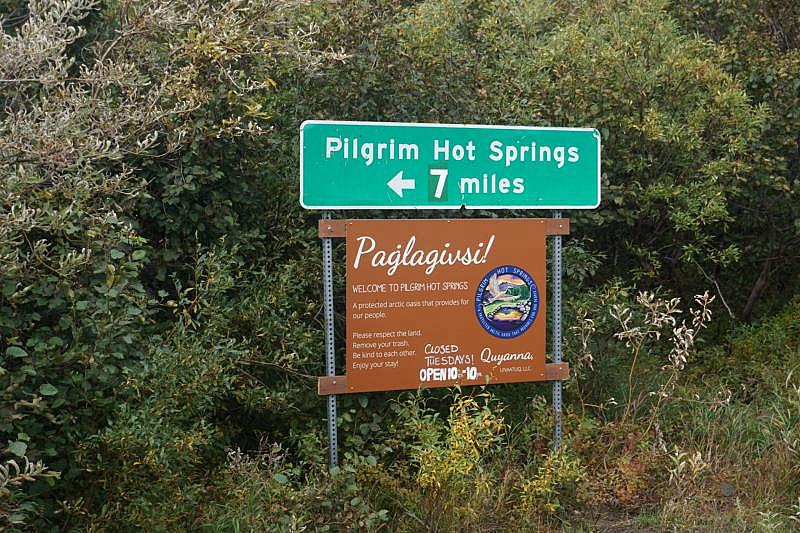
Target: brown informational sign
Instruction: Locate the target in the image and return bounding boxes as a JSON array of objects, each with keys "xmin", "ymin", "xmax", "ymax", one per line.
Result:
[{"xmin": 345, "ymin": 218, "xmax": 547, "ymax": 393}]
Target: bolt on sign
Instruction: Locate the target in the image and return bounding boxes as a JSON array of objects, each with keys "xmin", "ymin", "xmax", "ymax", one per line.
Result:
[{"xmin": 345, "ymin": 218, "xmax": 548, "ymax": 393}]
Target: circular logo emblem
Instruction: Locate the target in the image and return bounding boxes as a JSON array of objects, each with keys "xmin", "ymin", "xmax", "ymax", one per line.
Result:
[{"xmin": 475, "ymin": 265, "xmax": 539, "ymax": 338}]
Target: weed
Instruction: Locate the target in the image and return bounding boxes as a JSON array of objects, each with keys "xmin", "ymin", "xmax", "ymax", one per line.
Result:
[{"xmin": 519, "ymin": 449, "xmax": 584, "ymax": 515}]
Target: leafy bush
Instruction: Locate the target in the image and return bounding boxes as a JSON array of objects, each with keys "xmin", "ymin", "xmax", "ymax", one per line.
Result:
[
  {"xmin": 670, "ymin": 0, "xmax": 800, "ymax": 319},
  {"xmin": 0, "ymin": 456, "xmax": 58, "ymax": 529},
  {"xmin": 0, "ymin": 0, "xmax": 336, "ymax": 525}
]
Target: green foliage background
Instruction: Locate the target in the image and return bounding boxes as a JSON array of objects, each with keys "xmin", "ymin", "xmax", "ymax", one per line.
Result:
[{"xmin": 0, "ymin": 0, "xmax": 798, "ymax": 530}]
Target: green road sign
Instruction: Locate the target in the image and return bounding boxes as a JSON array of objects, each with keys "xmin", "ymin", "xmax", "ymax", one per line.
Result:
[{"xmin": 300, "ymin": 120, "xmax": 601, "ymax": 210}]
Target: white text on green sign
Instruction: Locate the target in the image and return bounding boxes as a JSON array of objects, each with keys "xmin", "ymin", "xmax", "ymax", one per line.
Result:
[{"xmin": 300, "ymin": 121, "xmax": 601, "ymax": 210}]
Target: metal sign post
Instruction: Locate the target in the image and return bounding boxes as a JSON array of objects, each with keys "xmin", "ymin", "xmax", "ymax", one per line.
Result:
[
  {"xmin": 551, "ymin": 210, "xmax": 563, "ymax": 450},
  {"xmin": 321, "ymin": 211, "xmax": 338, "ymax": 467}
]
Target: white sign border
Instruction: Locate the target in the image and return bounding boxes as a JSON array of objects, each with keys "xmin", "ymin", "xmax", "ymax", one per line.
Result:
[{"xmin": 299, "ymin": 120, "xmax": 602, "ymax": 210}]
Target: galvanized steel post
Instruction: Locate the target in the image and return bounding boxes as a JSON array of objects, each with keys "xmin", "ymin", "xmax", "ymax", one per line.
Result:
[
  {"xmin": 321, "ymin": 211, "xmax": 338, "ymax": 467},
  {"xmin": 551, "ymin": 210, "xmax": 563, "ymax": 450}
]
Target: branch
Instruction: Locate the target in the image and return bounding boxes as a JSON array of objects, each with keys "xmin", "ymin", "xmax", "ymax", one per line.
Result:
[
  {"xmin": 237, "ymin": 359, "xmax": 317, "ymax": 381},
  {"xmin": 692, "ymin": 259, "xmax": 735, "ymax": 321}
]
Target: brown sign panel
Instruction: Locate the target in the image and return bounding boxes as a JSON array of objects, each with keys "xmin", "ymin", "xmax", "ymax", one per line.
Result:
[{"xmin": 346, "ymin": 218, "xmax": 548, "ymax": 393}]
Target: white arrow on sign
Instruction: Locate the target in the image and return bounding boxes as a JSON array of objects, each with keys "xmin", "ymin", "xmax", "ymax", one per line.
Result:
[{"xmin": 387, "ymin": 171, "xmax": 415, "ymax": 198}]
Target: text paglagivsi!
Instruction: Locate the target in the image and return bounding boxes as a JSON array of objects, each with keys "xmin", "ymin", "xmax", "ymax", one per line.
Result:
[{"xmin": 352, "ymin": 235, "xmax": 495, "ymax": 276}]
